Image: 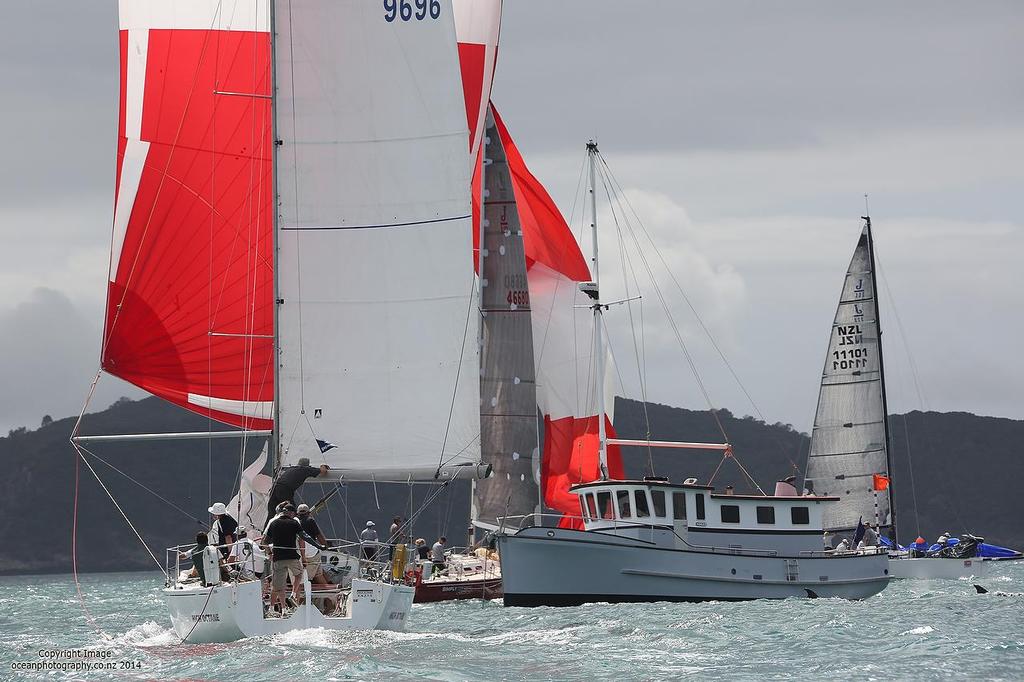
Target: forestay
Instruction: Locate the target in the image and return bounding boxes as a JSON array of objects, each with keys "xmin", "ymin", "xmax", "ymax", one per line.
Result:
[
  {"xmin": 274, "ymin": 0, "xmax": 479, "ymax": 478},
  {"xmin": 806, "ymin": 226, "xmax": 893, "ymax": 532},
  {"xmin": 473, "ymin": 106, "xmax": 540, "ymax": 529}
]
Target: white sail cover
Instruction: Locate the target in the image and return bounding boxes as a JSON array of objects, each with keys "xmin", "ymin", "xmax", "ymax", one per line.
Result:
[
  {"xmin": 227, "ymin": 446, "xmax": 274, "ymax": 539},
  {"xmin": 274, "ymin": 0, "xmax": 479, "ymax": 478},
  {"xmin": 472, "ymin": 107, "xmax": 540, "ymax": 529},
  {"xmin": 806, "ymin": 226, "xmax": 893, "ymax": 532}
]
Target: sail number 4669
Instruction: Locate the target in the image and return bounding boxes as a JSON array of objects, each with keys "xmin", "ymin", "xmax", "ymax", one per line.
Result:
[{"xmin": 384, "ymin": 0, "xmax": 441, "ymax": 21}]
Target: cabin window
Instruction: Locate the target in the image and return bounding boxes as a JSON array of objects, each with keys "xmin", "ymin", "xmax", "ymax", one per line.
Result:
[
  {"xmin": 672, "ymin": 492, "xmax": 687, "ymax": 520},
  {"xmin": 634, "ymin": 490, "xmax": 651, "ymax": 518},
  {"xmin": 579, "ymin": 496, "xmax": 589, "ymax": 520},
  {"xmin": 756, "ymin": 506, "xmax": 776, "ymax": 524},
  {"xmin": 791, "ymin": 506, "xmax": 810, "ymax": 525},
  {"xmin": 720, "ymin": 505, "xmax": 740, "ymax": 523},
  {"xmin": 597, "ymin": 491, "xmax": 613, "ymax": 519},
  {"xmin": 586, "ymin": 493, "xmax": 599, "ymax": 520},
  {"xmin": 651, "ymin": 490, "xmax": 666, "ymax": 518},
  {"xmin": 696, "ymin": 494, "xmax": 706, "ymax": 520},
  {"xmin": 616, "ymin": 490, "xmax": 633, "ymax": 519}
]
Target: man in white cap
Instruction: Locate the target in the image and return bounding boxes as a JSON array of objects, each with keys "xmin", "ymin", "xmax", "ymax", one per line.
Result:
[
  {"xmin": 208, "ymin": 502, "xmax": 238, "ymax": 558},
  {"xmin": 360, "ymin": 520, "xmax": 379, "ymax": 561}
]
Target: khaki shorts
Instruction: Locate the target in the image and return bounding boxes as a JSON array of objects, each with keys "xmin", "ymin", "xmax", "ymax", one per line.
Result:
[{"xmin": 271, "ymin": 559, "xmax": 303, "ymax": 590}]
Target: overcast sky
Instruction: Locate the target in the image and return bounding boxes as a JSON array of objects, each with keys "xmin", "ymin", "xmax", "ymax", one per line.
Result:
[{"xmin": 1, "ymin": 1, "xmax": 1020, "ymax": 435}]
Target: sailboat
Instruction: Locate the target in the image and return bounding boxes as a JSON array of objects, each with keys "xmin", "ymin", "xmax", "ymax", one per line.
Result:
[
  {"xmin": 412, "ymin": 0, "xmax": 608, "ymax": 602},
  {"xmin": 804, "ymin": 217, "xmax": 1020, "ymax": 579},
  {"xmin": 495, "ymin": 143, "xmax": 891, "ymax": 606},
  {"xmin": 73, "ymin": 0, "xmax": 488, "ymax": 642}
]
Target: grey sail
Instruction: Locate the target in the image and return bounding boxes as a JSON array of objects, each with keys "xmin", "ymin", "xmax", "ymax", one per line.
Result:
[
  {"xmin": 805, "ymin": 225, "xmax": 893, "ymax": 533},
  {"xmin": 472, "ymin": 105, "xmax": 540, "ymax": 530}
]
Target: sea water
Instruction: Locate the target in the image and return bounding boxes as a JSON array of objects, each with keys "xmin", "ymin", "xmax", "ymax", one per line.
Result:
[{"xmin": 2, "ymin": 565, "xmax": 1023, "ymax": 680}]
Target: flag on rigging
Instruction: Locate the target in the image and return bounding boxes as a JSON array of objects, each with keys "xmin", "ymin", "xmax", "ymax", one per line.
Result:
[
  {"xmin": 316, "ymin": 439, "xmax": 338, "ymax": 454},
  {"xmin": 853, "ymin": 517, "xmax": 866, "ymax": 547},
  {"xmin": 872, "ymin": 473, "xmax": 890, "ymax": 491}
]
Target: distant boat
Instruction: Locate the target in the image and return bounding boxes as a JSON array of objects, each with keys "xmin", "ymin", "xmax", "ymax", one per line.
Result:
[
  {"xmin": 803, "ymin": 216, "xmax": 1021, "ymax": 579},
  {"xmin": 495, "ymin": 144, "xmax": 891, "ymax": 606},
  {"xmin": 74, "ymin": 0, "xmax": 489, "ymax": 642}
]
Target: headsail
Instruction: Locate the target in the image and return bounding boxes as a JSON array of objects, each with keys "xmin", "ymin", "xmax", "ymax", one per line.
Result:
[
  {"xmin": 453, "ymin": 0, "xmax": 502, "ymax": 160},
  {"xmin": 104, "ymin": 3, "xmax": 274, "ymax": 429},
  {"xmin": 473, "ymin": 106, "xmax": 540, "ymax": 529},
  {"xmin": 274, "ymin": 1, "xmax": 480, "ymax": 479},
  {"xmin": 806, "ymin": 224, "xmax": 894, "ymax": 533},
  {"xmin": 487, "ymin": 106, "xmax": 624, "ymax": 528}
]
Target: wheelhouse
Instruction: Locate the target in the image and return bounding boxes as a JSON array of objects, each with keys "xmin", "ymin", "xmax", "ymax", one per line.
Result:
[{"xmin": 570, "ymin": 479, "xmax": 840, "ymax": 554}]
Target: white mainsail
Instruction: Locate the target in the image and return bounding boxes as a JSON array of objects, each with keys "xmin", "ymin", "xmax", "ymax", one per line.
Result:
[
  {"xmin": 274, "ymin": 1, "xmax": 480, "ymax": 479},
  {"xmin": 805, "ymin": 223, "xmax": 894, "ymax": 533},
  {"xmin": 473, "ymin": 106, "xmax": 540, "ymax": 529}
]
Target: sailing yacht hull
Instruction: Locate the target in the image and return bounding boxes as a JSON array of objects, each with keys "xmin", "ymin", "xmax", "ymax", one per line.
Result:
[
  {"xmin": 163, "ymin": 578, "xmax": 414, "ymax": 643},
  {"xmin": 888, "ymin": 556, "xmax": 986, "ymax": 580},
  {"xmin": 498, "ymin": 527, "xmax": 890, "ymax": 606}
]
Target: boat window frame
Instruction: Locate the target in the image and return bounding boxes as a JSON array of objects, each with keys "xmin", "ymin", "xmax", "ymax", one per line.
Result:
[
  {"xmin": 616, "ymin": 489, "xmax": 633, "ymax": 519},
  {"xmin": 720, "ymin": 504, "xmax": 741, "ymax": 524},
  {"xmin": 695, "ymin": 493, "xmax": 706, "ymax": 520},
  {"xmin": 672, "ymin": 492, "xmax": 687, "ymax": 520},
  {"xmin": 756, "ymin": 505, "xmax": 776, "ymax": 525},
  {"xmin": 791, "ymin": 506, "xmax": 810, "ymax": 525},
  {"xmin": 597, "ymin": 490, "xmax": 614, "ymax": 519},
  {"xmin": 586, "ymin": 493, "xmax": 599, "ymax": 520},
  {"xmin": 651, "ymin": 489, "xmax": 666, "ymax": 518},
  {"xmin": 579, "ymin": 494, "xmax": 590, "ymax": 520},
  {"xmin": 633, "ymin": 489, "xmax": 651, "ymax": 518}
]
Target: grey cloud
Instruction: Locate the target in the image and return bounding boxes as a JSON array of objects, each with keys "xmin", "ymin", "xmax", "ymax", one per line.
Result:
[
  {"xmin": 0, "ymin": 288, "xmax": 141, "ymax": 434},
  {"xmin": 0, "ymin": 1, "xmax": 1019, "ymax": 433},
  {"xmin": 494, "ymin": 1, "xmax": 1023, "ymax": 155}
]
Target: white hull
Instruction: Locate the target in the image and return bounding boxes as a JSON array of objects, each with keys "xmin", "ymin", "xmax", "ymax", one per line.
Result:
[
  {"xmin": 498, "ymin": 527, "xmax": 890, "ymax": 606},
  {"xmin": 888, "ymin": 555, "xmax": 987, "ymax": 580},
  {"xmin": 163, "ymin": 578, "xmax": 414, "ymax": 643}
]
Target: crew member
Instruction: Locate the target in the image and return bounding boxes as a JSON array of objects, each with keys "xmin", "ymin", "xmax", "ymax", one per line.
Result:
[
  {"xmin": 264, "ymin": 504, "xmax": 306, "ymax": 615},
  {"xmin": 208, "ymin": 502, "xmax": 238, "ymax": 557},
  {"xmin": 266, "ymin": 458, "xmax": 330, "ymax": 520}
]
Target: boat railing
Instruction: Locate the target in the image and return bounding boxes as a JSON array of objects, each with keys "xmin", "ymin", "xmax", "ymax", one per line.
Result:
[
  {"xmin": 497, "ymin": 514, "xmax": 887, "ymax": 560},
  {"xmin": 165, "ymin": 538, "xmax": 412, "ymax": 589}
]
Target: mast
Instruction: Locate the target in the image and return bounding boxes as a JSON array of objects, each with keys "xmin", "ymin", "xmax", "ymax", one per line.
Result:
[
  {"xmin": 863, "ymin": 214, "xmax": 898, "ymax": 542},
  {"xmin": 586, "ymin": 140, "xmax": 609, "ymax": 480},
  {"xmin": 269, "ymin": 0, "xmax": 282, "ymax": 478},
  {"xmin": 471, "ymin": 113, "xmax": 488, "ymax": 527}
]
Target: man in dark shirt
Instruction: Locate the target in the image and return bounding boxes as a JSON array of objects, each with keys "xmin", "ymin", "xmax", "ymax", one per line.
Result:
[
  {"xmin": 264, "ymin": 504, "xmax": 306, "ymax": 613},
  {"xmin": 296, "ymin": 504, "xmax": 328, "ymax": 549},
  {"xmin": 266, "ymin": 458, "xmax": 331, "ymax": 520},
  {"xmin": 296, "ymin": 503, "xmax": 328, "ymax": 585},
  {"xmin": 208, "ymin": 502, "xmax": 238, "ymax": 558},
  {"xmin": 188, "ymin": 532, "xmax": 212, "ymax": 585}
]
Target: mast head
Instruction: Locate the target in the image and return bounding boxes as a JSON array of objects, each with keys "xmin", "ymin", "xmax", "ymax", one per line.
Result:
[{"xmin": 586, "ymin": 140, "xmax": 599, "ymax": 154}]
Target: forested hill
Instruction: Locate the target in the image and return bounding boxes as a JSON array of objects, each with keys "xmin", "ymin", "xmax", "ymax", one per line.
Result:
[{"xmin": 2, "ymin": 396, "xmax": 1021, "ymax": 574}]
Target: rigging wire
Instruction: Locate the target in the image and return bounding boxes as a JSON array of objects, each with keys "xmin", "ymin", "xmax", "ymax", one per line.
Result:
[
  {"xmin": 872, "ymin": 251, "xmax": 966, "ymax": 535},
  {"xmin": 609, "ymin": 175, "xmax": 654, "ymax": 473},
  {"xmin": 597, "ymin": 155, "xmax": 804, "ymax": 476},
  {"xmin": 594, "ymin": 157, "xmax": 727, "ymax": 439},
  {"xmin": 434, "ymin": 273, "xmax": 482, "ymax": 477},
  {"xmin": 594, "ymin": 152, "xmax": 769, "ymax": 494}
]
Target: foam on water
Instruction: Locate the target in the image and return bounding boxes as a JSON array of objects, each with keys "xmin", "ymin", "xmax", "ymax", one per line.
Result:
[
  {"xmin": 900, "ymin": 625, "xmax": 935, "ymax": 635},
  {"xmin": 3, "ymin": 566, "xmax": 1024, "ymax": 680}
]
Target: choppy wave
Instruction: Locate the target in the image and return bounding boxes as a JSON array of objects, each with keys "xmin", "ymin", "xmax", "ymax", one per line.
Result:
[{"xmin": 3, "ymin": 565, "xmax": 1024, "ymax": 680}]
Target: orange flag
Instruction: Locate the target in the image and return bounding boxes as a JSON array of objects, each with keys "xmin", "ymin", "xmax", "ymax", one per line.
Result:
[{"xmin": 872, "ymin": 473, "xmax": 890, "ymax": 491}]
